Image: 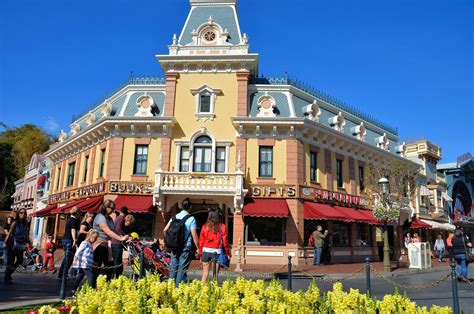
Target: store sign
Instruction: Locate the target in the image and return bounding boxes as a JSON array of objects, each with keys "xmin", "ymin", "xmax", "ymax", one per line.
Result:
[
  {"xmin": 109, "ymin": 181, "xmax": 153, "ymax": 195},
  {"xmin": 249, "ymin": 185, "xmax": 297, "ymax": 198},
  {"xmin": 314, "ymin": 188, "xmax": 369, "ymax": 207},
  {"xmin": 48, "ymin": 182, "xmax": 106, "ymax": 204}
]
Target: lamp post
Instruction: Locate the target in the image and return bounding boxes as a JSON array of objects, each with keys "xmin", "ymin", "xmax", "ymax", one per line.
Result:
[{"xmin": 378, "ymin": 177, "xmax": 392, "ymax": 273}]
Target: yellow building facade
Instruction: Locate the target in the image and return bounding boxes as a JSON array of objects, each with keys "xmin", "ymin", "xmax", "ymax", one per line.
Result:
[{"xmin": 43, "ymin": 0, "xmax": 413, "ymax": 265}]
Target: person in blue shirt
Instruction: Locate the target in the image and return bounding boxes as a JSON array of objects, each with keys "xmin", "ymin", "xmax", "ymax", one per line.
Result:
[{"xmin": 164, "ymin": 198, "xmax": 199, "ymax": 287}]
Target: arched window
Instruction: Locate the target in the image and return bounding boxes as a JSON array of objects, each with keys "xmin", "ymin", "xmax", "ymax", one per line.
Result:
[{"xmin": 193, "ymin": 135, "xmax": 212, "ymax": 172}]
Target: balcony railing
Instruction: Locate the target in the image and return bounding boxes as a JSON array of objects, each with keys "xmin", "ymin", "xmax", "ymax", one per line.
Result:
[{"xmin": 158, "ymin": 172, "xmax": 241, "ymax": 195}]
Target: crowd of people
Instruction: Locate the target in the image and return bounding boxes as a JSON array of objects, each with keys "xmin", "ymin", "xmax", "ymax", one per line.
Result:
[
  {"xmin": 404, "ymin": 230, "xmax": 472, "ymax": 279},
  {"xmin": 1, "ymin": 197, "xmax": 232, "ymax": 292},
  {"xmin": 2, "ymin": 200, "xmax": 471, "ymax": 290}
]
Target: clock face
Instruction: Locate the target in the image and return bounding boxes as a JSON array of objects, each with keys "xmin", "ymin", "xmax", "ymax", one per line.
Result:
[{"xmin": 204, "ymin": 31, "xmax": 216, "ymax": 42}]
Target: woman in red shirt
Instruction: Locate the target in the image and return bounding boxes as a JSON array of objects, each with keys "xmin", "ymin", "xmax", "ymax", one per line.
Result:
[{"xmin": 198, "ymin": 208, "xmax": 230, "ymax": 283}]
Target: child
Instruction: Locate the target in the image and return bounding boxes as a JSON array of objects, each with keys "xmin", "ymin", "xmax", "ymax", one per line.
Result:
[
  {"xmin": 42, "ymin": 235, "xmax": 57, "ymax": 273},
  {"xmin": 71, "ymin": 229, "xmax": 99, "ymax": 294}
]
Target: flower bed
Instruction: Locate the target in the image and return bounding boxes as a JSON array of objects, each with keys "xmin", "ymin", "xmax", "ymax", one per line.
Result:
[{"xmin": 38, "ymin": 275, "xmax": 452, "ymax": 313}]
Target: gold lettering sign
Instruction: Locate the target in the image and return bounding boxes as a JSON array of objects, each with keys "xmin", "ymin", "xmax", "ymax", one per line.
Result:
[
  {"xmin": 48, "ymin": 182, "xmax": 106, "ymax": 204},
  {"xmin": 299, "ymin": 186, "xmax": 369, "ymax": 208},
  {"xmin": 249, "ymin": 185, "xmax": 297, "ymax": 198},
  {"xmin": 109, "ymin": 181, "xmax": 153, "ymax": 195}
]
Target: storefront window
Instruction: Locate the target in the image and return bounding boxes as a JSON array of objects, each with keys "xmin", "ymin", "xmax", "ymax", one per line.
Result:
[
  {"xmin": 304, "ymin": 220, "xmax": 327, "ymax": 246},
  {"xmin": 332, "ymin": 222, "xmax": 350, "ymax": 247},
  {"xmin": 245, "ymin": 217, "xmax": 285, "ymax": 245},
  {"xmin": 356, "ymin": 224, "xmax": 372, "ymax": 246}
]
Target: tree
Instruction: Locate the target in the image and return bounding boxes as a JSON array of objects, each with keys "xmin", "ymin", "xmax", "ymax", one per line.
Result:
[
  {"xmin": 0, "ymin": 123, "xmax": 55, "ymax": 210},
  {"xmin": 364, "ymin": 159, "xmax": 419, "ymax": 220}
]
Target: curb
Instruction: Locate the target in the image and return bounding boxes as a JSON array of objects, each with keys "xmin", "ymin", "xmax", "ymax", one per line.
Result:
[{"xmin": 0, "ymin": 298, "xmax": 62, "ymax": 311}]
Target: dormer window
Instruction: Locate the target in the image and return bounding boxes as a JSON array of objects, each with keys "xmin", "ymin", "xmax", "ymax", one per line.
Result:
[{"xmin": 191, "ymin": 85, "xmax": 222, "ymax": 121}]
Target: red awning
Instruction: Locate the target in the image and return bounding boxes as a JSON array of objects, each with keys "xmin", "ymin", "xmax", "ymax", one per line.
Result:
[
  {"xmin": 333, "ymin": 206, "xmax": 376, "ymax": 224},
  {"xmin": 304, "ymin": 202, "xmax": 350, "ymax": 221},
  {"xmin": 37, "ymin": 175, "xmax": 46, "ymax": 188},
  {"xmin": 411, "ymin": 218, "xmax": 432, "ymax": 229},
  {"xmin": 51, "ymin": 196, "xmax": 103, "ymax": 214},
  {"xmin": 243, "ymin": 199, "xmax": 289, "ymax": 218},
  {"xmin": 114, "ymin": 195, "xmax": 154, "ymax": 213},
  {"xmin": 32, "ymin": 203, "xmax": 57, "ymax": 217}
]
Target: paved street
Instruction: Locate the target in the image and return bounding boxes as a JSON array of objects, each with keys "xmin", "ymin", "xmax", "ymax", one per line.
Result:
[{"xmin": 1, "ymin": 264, "xmax": 473, "ymax": 312}]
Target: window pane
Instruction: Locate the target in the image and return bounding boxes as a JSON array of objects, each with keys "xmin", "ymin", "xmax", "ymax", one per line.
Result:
[
  {"xmin": 356, "ymin": 224, "xmax": 371, "ymax": 246},
  {"xmin": 332, "ymin": 223, "xmax": 350, "ymax": 247},
  {"xmin": 259, "ymin": 147, "xmax": 273, "ymax": 177},
  {"xmin": 245, "ymin": 217, "xmax": 285, "ymax": 245},
  {"xmin": 216, "ymin": 147, "xmax": 226, "ymax": 173},
  {"xmin": 336, "ymin": 159, "xmax": 343, "ymax": 188},
  {"xmin": 200, "ymin": 95, "xmax": 211, "ymax": 113},
  {"xmin": 195, "ymin": 135, "xmax": 212, "ymax": 144},
  {"xmin": 193, "ymin": 147, "xmax": 211, "ymax": 172},
  {"xmin": 180, "ymin": 147, "xmax": 189, "ymax": 172}
]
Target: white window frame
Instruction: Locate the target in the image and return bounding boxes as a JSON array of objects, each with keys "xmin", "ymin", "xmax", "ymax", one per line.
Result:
[{"xmin": 190, "ymin": 85, "xmax": 222, "ymax": 121}]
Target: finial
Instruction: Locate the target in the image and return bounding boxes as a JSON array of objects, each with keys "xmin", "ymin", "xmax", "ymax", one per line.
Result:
[
  {"xmin": 208, "ymin": 16, "xmax": 213, "ymax": 24},
  {"xmin": 172, "ymin": 33, "xmax": 177, "ymax": 45}
]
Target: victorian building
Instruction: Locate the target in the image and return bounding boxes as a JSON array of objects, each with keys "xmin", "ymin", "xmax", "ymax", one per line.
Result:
[
  {"xmin": 404, "ymin": 140, "xmax": 454, "ymax": 242},
  {"xmin": 438, "ymin": 153, "xmax": 474, "ymax": 239},
  {"xmin": 41, "ymin": 0, "xmax": 419, "ymax": 264}
]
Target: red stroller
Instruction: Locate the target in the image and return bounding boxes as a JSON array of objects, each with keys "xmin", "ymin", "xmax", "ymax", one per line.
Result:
[{"xmin": 123, "ymin": 236, "xmax": 170, "ymax": 280}]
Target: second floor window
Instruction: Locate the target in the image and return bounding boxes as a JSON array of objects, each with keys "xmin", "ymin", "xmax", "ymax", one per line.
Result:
[
  {"xmin": 134, "ymin": 145, "xmax": 148, "ymax": 175},
  {"xmin": 359, "ymin": 166, "xmax": 365, "ymax": 191},
  {"xmin": 67, "ymin": 162, "xmax": 75, "ymax": 187},
  {"xmin": 215, "ymin": 147, "xmax": 226, "ymax": 173},
  {"xmin": 259, "ymin": 146, "xmax": 273, "ymax": 177},
  {"xmin": 310, "ymin": 152, "xmax": 318, "ymax": 182},
  {"xmin": 83, "ymin": 156, "xmax": 89, "ymax": 182},
  {"xmin": 99, "ymin": 148, "xmax": 106, "ymax": 177},
  {"xmin": 55, "ymin": 168, "xmax": 61, "ymax": 190},
  {"xmin": 336, "ymin": 159, "xmax": 343, "ymax": 188},
  {"xmin": 193, "ymin": 135, "xmax": 212, "ymax": 172},
  {"xmin": 180, "ymin": 147, "xmax": 190, "ymax": 172}
]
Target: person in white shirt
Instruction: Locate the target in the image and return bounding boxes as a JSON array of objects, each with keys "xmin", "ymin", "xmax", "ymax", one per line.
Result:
[{"xmin": 72, "ymin": 229, "xmax": 99, "ymax": 294}]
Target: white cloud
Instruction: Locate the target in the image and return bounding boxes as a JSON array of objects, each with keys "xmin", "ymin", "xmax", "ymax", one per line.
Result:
[{"xmin": 45, "ymin": 116, "xmax": 59, "ymax": 133}]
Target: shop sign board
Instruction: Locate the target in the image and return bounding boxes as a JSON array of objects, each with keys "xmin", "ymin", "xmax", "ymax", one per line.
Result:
[
  {"xmin": 109, "ymin": 181, "xmax": 154, "ymax": 195},
  {"xmin": 299, "ymin": 186, "xmax": 369, "ymax": 208},
  {"xmin": 249, "ymin": 184, "xmax": 297, "ymax": 198},
  {"xmin": 48, "ymin": 182, "xmax": 106, "ymax": 204}
]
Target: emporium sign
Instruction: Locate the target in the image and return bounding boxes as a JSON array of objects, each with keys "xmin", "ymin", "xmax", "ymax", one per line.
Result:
[
  {"xmin": 48, "ymin": 182, "xmax": 106, "ymax": 204},
  {"xmin": 299, "ymin": 186, "xmax": 369, "ymax": 207},
  {"xmin": 109, "ymin": 181, "xmax": 153, "ymax": 195}
]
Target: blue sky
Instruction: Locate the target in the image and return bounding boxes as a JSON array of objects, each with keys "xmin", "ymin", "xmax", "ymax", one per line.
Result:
[{"xmin": 0, "ymin": 0, "xmax": 472, "ymax": 162}]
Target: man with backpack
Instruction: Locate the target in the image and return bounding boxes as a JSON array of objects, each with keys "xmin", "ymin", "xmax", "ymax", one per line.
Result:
[{"xmin": 164, "ymin": 198, "xmax": 199, "ymax": 287}]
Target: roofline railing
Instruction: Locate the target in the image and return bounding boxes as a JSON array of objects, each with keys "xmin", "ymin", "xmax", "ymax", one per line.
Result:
[{"xmin": 249, "ymin": 76, "xmax": 398, "ymax": 135}]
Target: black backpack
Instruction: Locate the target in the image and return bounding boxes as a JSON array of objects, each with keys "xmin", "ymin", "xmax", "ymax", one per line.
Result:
[{"xmin": 164, "ymin": 214, "xmax": 192, "ymax": 250}]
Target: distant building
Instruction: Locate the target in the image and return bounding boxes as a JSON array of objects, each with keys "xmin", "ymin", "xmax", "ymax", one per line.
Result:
[
  {"xmin": 404, "ymin": 140, "xmax": 454, "ymax": 243},
  {"xmin": 438, "ymin": 152, "xmax": 474, "ymax": 239}
]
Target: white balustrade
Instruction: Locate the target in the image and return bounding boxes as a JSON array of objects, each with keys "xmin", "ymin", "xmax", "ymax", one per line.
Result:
[{"xmin": 158, "ymin": 172, "xmax": 239, "ymax": 195}]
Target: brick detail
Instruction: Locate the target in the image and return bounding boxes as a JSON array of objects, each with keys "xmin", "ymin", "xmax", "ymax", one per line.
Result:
[
  {"xmin": 163, "ymin": 73, "xmax": 179, "ymax": 116},
  {"xmin": 286, "ymin": 140, "xmax": 305, "ymax": 184},
  {"xmin": 325, "ymin": 149, "xmax": 333, "ymax": 191},
  {"xmin": 160, "ymin": 138, "xmax": 172, "ymax": 171},
  {"xmin": 236, "ymin": 71, "xmax": 250, "ymax": 117},
  {"xmin": 107, "ymin": 137, "xmax": 124, "ymax": 180},
  {"xmin": 236, "ymin": 138, "xmax": 247, "ymax": 173},
  {"xmin": 134, "ymin": 138, "xmax": 151, "ymax": 145},
  {"xmin": 232, "ymin": 213, "xmax": 245, "ymax": 248},
  {"xmin": 258, "ymin": 139, "xmax": 275, "ymax": 146},
  {"xmin": 286, "ymin": 199, "xmax": 304, "ymax": 247},
  {"xmin": 88, "ymin": 147, "xmax": 96, "ymax": 185}
]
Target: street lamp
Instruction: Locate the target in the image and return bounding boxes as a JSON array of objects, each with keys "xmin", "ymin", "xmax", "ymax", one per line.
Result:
[{"xmin": 378, "ymin": 177, "xmax": 392, "ymax": 272}]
